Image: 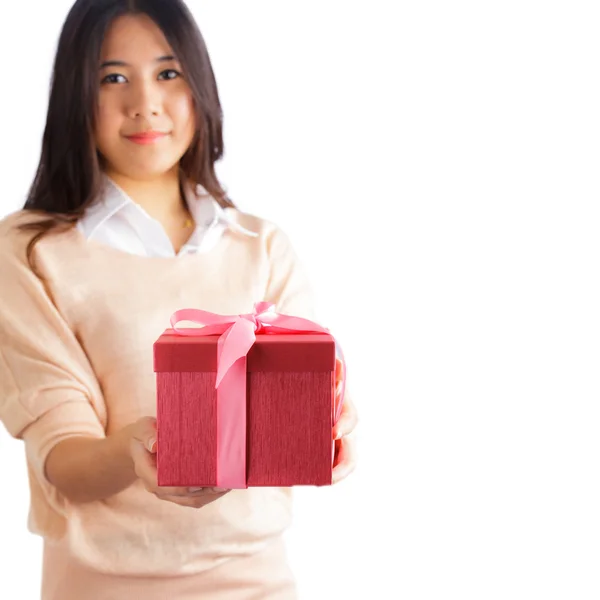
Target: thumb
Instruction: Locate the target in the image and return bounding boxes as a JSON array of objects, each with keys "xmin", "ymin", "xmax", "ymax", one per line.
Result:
[{"xmin": 131, "ymin": 417, "xmax": 157, "ymax": 453}]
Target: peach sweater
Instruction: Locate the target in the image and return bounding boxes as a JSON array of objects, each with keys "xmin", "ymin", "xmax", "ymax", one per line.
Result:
[{"xmin": 0, "ymin": 208, "xmax": 316, "ymax": 597}]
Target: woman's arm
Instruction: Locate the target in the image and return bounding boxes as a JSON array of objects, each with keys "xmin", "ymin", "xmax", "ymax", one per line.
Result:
[
  {"xmin": 44, "ymin": 423, "xmax": 138, "ymax": 504},
  {"xmin": 45, "ymin": 417, "xmax": 229, "ymax": 507}
]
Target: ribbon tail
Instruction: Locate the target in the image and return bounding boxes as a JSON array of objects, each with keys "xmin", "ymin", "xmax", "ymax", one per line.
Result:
[
  {"xmin": 216, "ymin": 319, "xmax": 257, "ymax": 388},
  {"xmin": 216, "ymin": 356, "xmax": 248, "ymax": 489}
]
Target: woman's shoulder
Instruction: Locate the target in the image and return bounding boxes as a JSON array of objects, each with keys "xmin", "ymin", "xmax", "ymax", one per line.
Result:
[
  {"xmin": 223, "ymin": 207, "xmax": 293, "ymax": 246},
  {"xmin": 224, "ymin": 207, "xmax": 274, "ymax": 232},
  {"xmin": 0, "ymin": 210, "xmax": 80, "ymax": 267},
  {"xmin": 0, "ymin": 208, "xmax": 54, "ymax": 236},
  {"xmin": 0, "ymin": 210, "xmax": 36, "ymax": 258},
  {"xmin": 0, "ymin": 208, "xmax": 31, "ymax": 230}
]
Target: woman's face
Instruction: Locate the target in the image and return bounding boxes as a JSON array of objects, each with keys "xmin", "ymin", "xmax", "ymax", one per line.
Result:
[{"xmin": 95, "ymin": 14, "xmax": 196, "ymax": 181}]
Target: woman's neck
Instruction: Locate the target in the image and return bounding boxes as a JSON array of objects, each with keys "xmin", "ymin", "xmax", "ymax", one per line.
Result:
[{"xmin": 106, "ymin": 168, "xmax": 189, "ymax": 225}]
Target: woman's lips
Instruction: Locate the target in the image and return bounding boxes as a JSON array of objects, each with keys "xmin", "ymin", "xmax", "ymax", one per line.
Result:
[{"xmin": 125, "ymin": 132, "xmax": 168, "ymax": 145}]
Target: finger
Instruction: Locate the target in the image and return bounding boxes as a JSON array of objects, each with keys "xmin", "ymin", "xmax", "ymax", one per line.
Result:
[
  {"xmin": 332, "ymin": 437, "xmax": 357, "ymax": 484},
  {"xmin": 155, "ymin": 487, "xmax": 213, "ymax": 498},
  {"xmin": 131, "ymin": 417, "xmax": 158, "ymax": 453},
  {"xmin": 188, "ymin": 487, "xmax": 230, "ymax": 494},
  {"xmin": 130, "ymin": 430, "xmax": 216, "ymax": 497},
  {"xmin": 154, "ymin": 486, "xmax": 230, "ymax": 498},
  {"xmin": 335, "ymin": 357, "xmax": 344, "ymax": 384},
  {"xmin": 333, "ymin": 397, "xmax": 358, "ymax": 440},
  {"xmin": 156, "ymin": 495, "xmax": 208, "ymax": 508},
  {"xmin": 130, "ymin": 438, "xmax": 159, "ymax": 491},
  {"xmin": 334, "ymin": 357, "xmax": 345, "ymax": 399},
  {"xmin": 156, "ymin": 491, "xmax": 229, "ymax": 508}
]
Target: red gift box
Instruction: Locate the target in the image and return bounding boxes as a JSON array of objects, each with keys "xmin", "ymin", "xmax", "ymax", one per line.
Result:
[{"xmin": 154, "ymin": 305, "xmax": 342, "ymax": 488}]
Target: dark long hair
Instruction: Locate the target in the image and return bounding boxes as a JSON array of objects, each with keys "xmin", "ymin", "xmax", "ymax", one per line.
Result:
[{"xmin": 20, "ymin": 0, "xmax": 233, "ymax": 266}]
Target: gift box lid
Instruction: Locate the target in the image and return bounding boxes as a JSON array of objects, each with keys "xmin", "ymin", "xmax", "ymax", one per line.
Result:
[{"xmin": 154, "ymin": 330, "xmax": 335, "ymax": 373}]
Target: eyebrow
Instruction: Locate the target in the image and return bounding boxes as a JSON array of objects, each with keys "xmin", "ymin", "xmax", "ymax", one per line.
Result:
[{"xmin": 99, "ymin": 55, "xmax": 177, "ymax": 69}]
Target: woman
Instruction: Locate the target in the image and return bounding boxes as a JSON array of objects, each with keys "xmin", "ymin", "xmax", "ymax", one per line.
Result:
[{"xmin": 0, "ymin": 0, "xmax": 357, "ymax": 598}]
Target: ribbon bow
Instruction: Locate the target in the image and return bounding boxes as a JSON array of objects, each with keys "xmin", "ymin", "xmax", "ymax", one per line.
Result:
[{"xmin": 171, "ymin": 302, "xmax": 345, "ymax": 422}]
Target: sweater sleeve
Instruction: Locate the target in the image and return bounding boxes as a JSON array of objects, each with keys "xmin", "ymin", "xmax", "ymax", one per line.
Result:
[
  {"xmin": 0, "ymin": 230, "xmax": 106, "ymax": 505},
  {"xmin": 263, "ymin": 224, "xmax": 318, "ymax": 321},
  {"xmin": 263, "ymin": 223, "xmax": 356, "ymax": 413}
]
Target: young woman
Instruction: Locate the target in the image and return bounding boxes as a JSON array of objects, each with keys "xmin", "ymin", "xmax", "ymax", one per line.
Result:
[{"xmin": 0, "ymin": 0, "xmax": 357, "ymax": 598}]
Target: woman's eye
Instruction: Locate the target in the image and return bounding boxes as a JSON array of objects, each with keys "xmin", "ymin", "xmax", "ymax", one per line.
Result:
[
  {"xmin": 158, "ymin": 69, "xmax": 181, "ymax": 81},
  {"xmin": 101, "ymin": 73, "xmax": 127, "ymax": 85}
]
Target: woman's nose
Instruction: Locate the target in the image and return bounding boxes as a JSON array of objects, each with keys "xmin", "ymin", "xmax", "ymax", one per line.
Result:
[{"xmin": 127, "ymin": 80, "xmax": 162, "ymax": 120}]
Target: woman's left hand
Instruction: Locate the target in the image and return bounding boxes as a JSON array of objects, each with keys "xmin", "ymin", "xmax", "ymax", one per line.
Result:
[{"xmin": 332, "ymin": 377, "xmax": 359, "ymax": 484}]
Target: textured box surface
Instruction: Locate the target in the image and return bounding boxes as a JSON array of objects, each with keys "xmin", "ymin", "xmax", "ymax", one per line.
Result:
[{"xmin": 154, "ymin": 332, "xmax": 336, "ymax": 487}]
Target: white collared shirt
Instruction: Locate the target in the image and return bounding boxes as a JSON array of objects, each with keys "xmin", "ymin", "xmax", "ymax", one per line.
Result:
[{"xmin": 77, "ymin": 176, "xmax": 257, "ymax": 257}]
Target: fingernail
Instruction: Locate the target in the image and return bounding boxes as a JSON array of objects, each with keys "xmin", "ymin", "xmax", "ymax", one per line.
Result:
[
  {"xmin": 188, "ymin": 487, "xmax": 204, "ymax": 492},
  {"xmin": 147, "ymin": 437, "xmax": 156, "ymax": 452},
  {"xmin": 212, "ymin": 487, "xmax": 228, "ymax": 493}
]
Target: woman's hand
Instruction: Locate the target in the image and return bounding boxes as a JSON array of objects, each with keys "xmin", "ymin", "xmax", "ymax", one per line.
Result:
[
  {"xmin": 128, "ymin": 417, "xmax": 230, "ymax": 508},
  {"xmin": 332, "ymin": 358, "xmax": 358, "ymax": 484},
  {"xmin": 332, "ymin": 397, "xmax": 358, "ymax": 484}
]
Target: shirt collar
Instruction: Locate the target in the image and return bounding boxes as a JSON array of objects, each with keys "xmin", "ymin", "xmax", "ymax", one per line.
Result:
[{"xmin": 78, "ymin": 174, "xmax": 258, "ymax": 243}]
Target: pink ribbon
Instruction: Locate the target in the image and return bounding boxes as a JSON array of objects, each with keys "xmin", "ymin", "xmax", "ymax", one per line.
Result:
[{"xmin": 170, "ymin": 302, "xmax": 346, "ymax": 488}]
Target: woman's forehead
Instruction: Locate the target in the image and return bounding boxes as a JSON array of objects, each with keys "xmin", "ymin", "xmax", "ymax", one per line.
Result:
[{"xmin": 100, "ymin": 14, "xmax": 175, "ymax": 63}]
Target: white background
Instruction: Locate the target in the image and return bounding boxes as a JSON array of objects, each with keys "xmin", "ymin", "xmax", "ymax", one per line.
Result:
[{"xmin": 1, "ymin": 1, "xmax": 600, "ymax": 598}]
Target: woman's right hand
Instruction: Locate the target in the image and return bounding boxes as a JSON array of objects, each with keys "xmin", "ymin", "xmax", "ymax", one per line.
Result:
[{"xmin": 128, "ymin": 417, "xmax": 230, "ymax": 509}]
